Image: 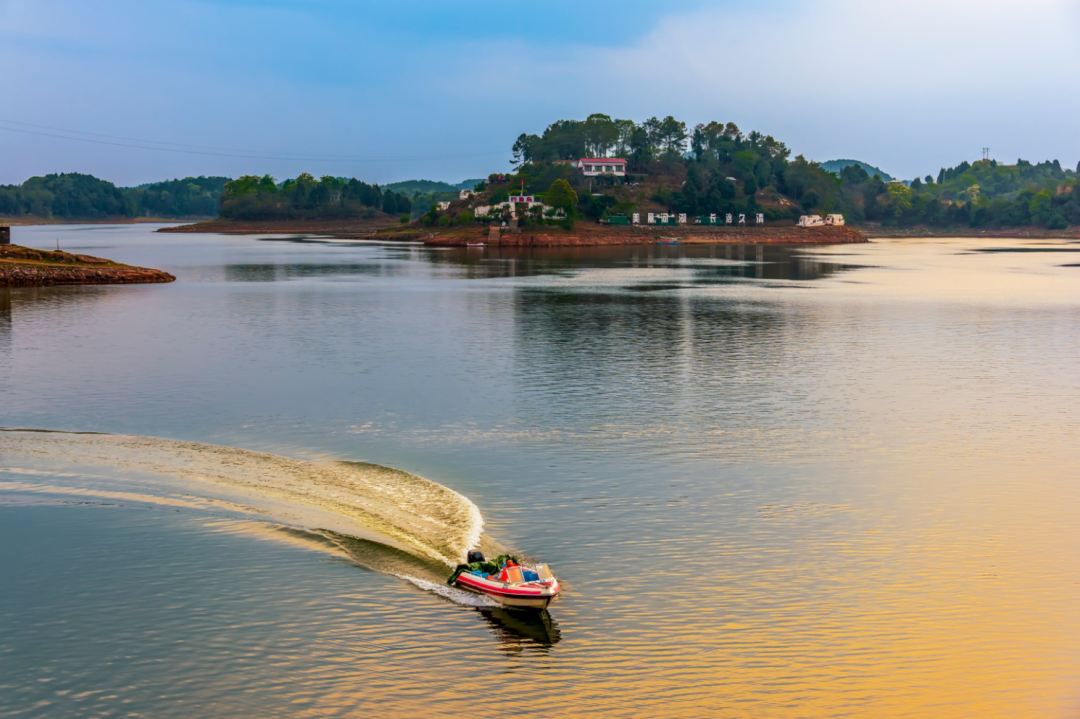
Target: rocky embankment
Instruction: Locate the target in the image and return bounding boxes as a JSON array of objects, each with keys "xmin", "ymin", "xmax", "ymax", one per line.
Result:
[
  {"xmin": 422, "ymin": 224, "xmax": 866, "ymax": 247},
  {"xmin": 0, "ymin": 245, "xmax": 175, "ymax": 287}
]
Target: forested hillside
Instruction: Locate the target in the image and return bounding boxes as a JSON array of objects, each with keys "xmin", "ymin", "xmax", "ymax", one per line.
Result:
[
  {"xmin": 218, "ymin": 173, "xmax": 411, "ymax": 220},
  {"xmin": 842, "ymin": 159, "xmax": 1079, "ymax": 228},
  {"xmin": 0, "ymin": 173, "xmax": 229, "ymax": 220},
  {"xmin": 495, "ymin": 114, "xmax": 1080, "ymax": 230}
]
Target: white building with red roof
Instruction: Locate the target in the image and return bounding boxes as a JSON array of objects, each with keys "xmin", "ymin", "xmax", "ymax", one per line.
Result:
[{"xmin": 572, "ymin": 158, "xmax": 627, "ymax": 177}]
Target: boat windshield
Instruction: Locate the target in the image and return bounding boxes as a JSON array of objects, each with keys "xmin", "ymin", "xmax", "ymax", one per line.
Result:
[
  {"xmin": 535, "ymin": 564, "xmax": 554, "ymax": 581},
  {"xmin": 506, "ymin": 566, "xmax": 524, "ymax": 584}
]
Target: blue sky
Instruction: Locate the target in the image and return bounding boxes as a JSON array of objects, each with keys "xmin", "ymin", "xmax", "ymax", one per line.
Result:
[{"xmin": 1, "ymin": 0, "xmax": 1078, "ymax": 186}]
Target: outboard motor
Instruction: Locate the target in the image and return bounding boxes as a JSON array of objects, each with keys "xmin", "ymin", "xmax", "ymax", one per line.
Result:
[{"xmin": 466, "ymin": 550, "xmax": 485, "ymax": 564}]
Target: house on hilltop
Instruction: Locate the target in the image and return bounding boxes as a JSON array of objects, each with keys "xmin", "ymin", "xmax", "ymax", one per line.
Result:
[{"xmin": 557, "ymin": 158, "xmax": 627, "ymax": 178}]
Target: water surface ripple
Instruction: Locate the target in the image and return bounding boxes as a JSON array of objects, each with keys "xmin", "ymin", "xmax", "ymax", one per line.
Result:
[{"xmin": 2, "ymin": 226, "xmax": 1080, "ymax": 718}]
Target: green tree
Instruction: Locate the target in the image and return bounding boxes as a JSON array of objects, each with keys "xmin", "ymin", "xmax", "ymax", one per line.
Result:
[
  {"xmin": 1029, "ymin": 191, "xmax": 1054, "ymax": 226},
  {"xmin": 545, "ymin": 179, "xmax": 578, "ymax": 212}
]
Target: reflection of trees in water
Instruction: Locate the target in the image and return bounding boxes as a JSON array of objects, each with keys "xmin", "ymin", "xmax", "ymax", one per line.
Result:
[
  {"xmin": 222, "ymin": 263, "xmax": 391, "ymax": 282},
  {"xmin": 0, "ymin": 290, "xmax": 10, "ymax": 354},
  {"xmin": 420, "ymin": 244, "xmax": 859, "ymax": 283},
  {"xmin": 508, "ymin": 287, "xmax": 816, "ymax": 443},
  {"xmin": 476, "ymin": 607, "xmax": 561, "ymax": 654}
]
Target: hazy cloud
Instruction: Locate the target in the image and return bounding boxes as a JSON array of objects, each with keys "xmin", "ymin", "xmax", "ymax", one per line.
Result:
[{"xmin": 0, "ymin": 0, "xmax": 1076, "ymax": 184}]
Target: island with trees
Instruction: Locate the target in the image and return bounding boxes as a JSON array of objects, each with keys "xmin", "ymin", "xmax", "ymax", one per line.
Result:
[{"xmin": 400, "ymin": 114, "xmax": 1080, "ymax": 246}]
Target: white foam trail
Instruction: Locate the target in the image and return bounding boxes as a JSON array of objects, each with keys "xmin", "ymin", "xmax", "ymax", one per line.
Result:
[
  {"xmin": 398, "ymin": 576, "xmax": 501, "ymax": 608},
  {"xmin": 0, "ymin": 430, "xmax": 484, "ymax": 567}
]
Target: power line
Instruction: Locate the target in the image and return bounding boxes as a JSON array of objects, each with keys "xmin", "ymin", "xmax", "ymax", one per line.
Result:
[{"xmin": 0, "ymin": 119, "xmax": 510, "ymax": 164}]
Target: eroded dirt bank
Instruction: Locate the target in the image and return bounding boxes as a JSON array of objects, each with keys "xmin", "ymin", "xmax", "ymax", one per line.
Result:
[{"xmin": 0, "ymin": 245, "xmax": 175, "ymax": 287}]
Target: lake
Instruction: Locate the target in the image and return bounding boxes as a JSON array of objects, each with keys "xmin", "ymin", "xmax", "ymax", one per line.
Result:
[{"xmin": 2, "ymin": 224, "xmax": 1079, "ymax": 718}]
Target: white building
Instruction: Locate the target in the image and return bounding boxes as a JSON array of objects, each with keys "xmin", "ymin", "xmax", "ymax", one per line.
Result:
[
  {"xmin": 798, "ymin": 215, "xmax": 825, "ymax": 227},
  {"xmin": 825, "ymin": 214, "xmax": 845, "ymax": 226},
  {"xmin": 474, "ymin": 200, "xmax": 564, "ymax": 220},
  {"xmin": 573, "ymin": 158, "xmax": 627, "ymax": 177},
  {"xmin": 459, "ymin": 189, "xmax": 476, "ymax": 200}
]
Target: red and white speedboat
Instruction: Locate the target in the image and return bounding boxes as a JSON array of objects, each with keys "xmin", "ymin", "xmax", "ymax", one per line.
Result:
[{"xmin": 452, "ymin": 553, "xmax": 560, "ymax": 610}]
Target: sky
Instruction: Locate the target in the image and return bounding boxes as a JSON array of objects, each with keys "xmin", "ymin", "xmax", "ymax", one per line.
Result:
[{"xmin": 1, "ymin": 0, "xmax": 1078, "ymax": 186}]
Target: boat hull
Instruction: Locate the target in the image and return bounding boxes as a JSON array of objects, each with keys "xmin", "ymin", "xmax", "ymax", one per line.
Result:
[{"xmin": 455, "ymin": 573, "xmax": 560, "ymax": 610}]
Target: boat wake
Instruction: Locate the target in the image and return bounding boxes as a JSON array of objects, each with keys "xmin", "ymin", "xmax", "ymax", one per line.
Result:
[{"xmin": 0, "ymin": 429, "xmax": 505, "ymax": 606}]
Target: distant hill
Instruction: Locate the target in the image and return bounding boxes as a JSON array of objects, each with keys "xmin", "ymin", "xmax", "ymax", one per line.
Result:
[
  {"xmin": 0, "ymin": 173, "xmax": 228, "ymax": 219},
  {"xmin": 821, "ymin": 159, "xmax": 895, "ymax": 183},
  {"xmin": 383, "ymin": 179, "xmax": 483, "ymax": 197}
]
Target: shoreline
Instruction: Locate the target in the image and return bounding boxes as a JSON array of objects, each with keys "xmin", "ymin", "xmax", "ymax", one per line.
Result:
[
  {"xmin": 0, "ymin": 244, "xmax": 176, "ymax": 287},
  {"xmin": 157, "ymin": 218, "xmax": 868, "ymax": 245},
  {"xmin": 157, "ymin": 217, "xmax": 401, "ymax": 235},
  {"xmin": 422, "ymin": 224, "xmax": 867, "ymax": 247},
  {"xmin": 862, "ymin": 225, "xmax": 1080, "ymax": 239},
  {"xmin": 1, "ymin": 217, "xmax": 204, "ymax": 227}
]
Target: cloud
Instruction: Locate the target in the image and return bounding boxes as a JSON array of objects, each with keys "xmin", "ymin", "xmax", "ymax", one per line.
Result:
[
  {"xmin": 473, "ymin": 0, "xmax": 1080, "ymax": 177},
  {"xmin": 0, "ymin": 0, "xmax": 1076, "ymax": 184}
]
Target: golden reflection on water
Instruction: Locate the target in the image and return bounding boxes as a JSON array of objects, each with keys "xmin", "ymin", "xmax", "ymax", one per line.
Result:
[{"xmin": 3, "ymin": 235, "xmax": 1080, "ymax": 717}]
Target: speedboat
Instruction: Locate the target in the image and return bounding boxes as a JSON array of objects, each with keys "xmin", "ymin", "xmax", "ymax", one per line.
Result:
[{"xmin": 449, "ymin": 551, "xmax": 560, "ymax": 610}]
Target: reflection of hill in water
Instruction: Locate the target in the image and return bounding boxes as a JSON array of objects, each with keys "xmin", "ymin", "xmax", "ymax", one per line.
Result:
[
  {"xmin": 502, "ymin": 266, "xmax": 828, "ymax": 453},
  {"xmin": 422, "ymin": 244, "xmax": 862, "ymax": 284}
]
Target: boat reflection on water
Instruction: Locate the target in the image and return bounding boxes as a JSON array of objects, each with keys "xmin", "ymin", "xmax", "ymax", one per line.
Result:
[{"xmin": 476, "ymin": 606, "xmax": 561, "ymax": 653}]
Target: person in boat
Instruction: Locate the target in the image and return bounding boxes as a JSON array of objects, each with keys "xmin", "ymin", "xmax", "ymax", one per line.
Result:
[{"xmin": 490, "ymin": 559, "xmax": 517, "ymax": 582}]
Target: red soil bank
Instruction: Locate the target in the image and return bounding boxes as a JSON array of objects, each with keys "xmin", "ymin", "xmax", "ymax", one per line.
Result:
[
  {"xmin": 0, "ymin": 245, "xmax": 175, "ymax": 287},
  {"xmin": 423, "ymin": 224, "xmax": 867, "ymax": 247}
]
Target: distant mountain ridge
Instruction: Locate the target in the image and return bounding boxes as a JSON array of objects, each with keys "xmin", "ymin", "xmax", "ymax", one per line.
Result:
[{"xmin": 821, "ymin": 159, "xmax": 895, "ymax": 183}]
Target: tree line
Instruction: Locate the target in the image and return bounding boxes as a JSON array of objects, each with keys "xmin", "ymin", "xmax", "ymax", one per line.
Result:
[
  {"xmin": 837, "ymin": 159, "xmax": 1079, "ymax": 229},
  {"xmin": 0, "ymin": 173, "xmax": 229, "ymax": 219},
  {"xmin": 219, "ymin": 174, "xmax": 411, "ymax": 220}
]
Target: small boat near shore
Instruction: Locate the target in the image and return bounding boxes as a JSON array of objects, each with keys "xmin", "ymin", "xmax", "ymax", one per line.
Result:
[{"xmin": 449, "ymin": 551, "xmax": 561, "ymax": 610}]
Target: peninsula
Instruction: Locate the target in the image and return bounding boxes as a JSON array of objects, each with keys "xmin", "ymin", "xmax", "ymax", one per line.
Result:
[{"xmin": 0, "ymin": 243, "xmax": 175, "ymax": 287}]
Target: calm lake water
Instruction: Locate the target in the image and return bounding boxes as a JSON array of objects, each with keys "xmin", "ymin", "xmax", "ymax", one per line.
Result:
[{"xmin": 2, "ymin": 225, "xmax": 1080, "ymax": 718}]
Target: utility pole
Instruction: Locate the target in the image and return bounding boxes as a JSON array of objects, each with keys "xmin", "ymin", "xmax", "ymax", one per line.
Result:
[{"xmin": 982, "ymin": 147, "xmax": 990, "ymax": 161}]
